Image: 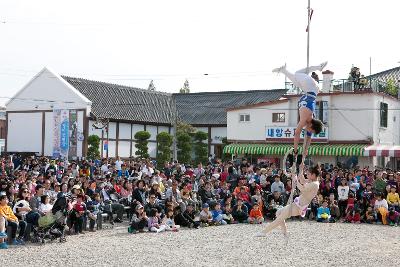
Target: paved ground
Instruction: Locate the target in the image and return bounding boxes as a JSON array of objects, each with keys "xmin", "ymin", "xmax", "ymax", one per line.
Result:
[{"xmin": 1, "ymin": 221, "xmax": 399, "ymax": 267}]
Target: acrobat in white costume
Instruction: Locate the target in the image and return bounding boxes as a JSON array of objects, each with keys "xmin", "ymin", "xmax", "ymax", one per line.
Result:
[
  {"xmin": 258, "ymin": 164, "xmax": 320, "ymax": 237},
  {"xmin": 272, "ymin": 62, "xmax": 327, "ymax": 161}
]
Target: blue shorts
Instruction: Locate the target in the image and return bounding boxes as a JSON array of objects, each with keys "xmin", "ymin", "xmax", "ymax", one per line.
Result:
[{"xmin": 298, "ymin": 93, "xmax": 316, "ymax": 113}]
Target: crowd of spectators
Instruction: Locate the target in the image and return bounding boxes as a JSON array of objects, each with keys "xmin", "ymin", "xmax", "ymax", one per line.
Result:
[{"xmin": 1, "ymin": 155, "xmax": 400, "ymax": 249}]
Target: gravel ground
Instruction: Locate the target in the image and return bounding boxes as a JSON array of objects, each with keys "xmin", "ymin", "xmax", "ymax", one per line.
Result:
[{"xmin": 1, "ymin": 221, "xmax": 399, "ymax": 267}]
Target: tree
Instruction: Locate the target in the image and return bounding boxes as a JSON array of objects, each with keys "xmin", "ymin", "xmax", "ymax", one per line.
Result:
[
  {"xmin": 385, "ymin": 78, "xmax": 398, "ymax": 97},
  {"xmin": 177, "ymin": 132, "xmax": 192, "ymax": 164},
  {"xmin": 156, "ymin": 132, "xmax": 173, "ymax": 168},
  {"xmin": 179, "ymin": 79, "xmax": 190, "ymax": 93},
  {"xmin": 193, "ymin": 131, "xmax": 208, "ymax": 165},
  {"xmin": 134, "ymin": 131, "xmax": 151, "ymax": 158},
  {"xmin": 148, "ymin": 80, "xmax": 156, "ymax": 91},
  {"xmin": 177, "ymin": 121, "xmax": 196, "ymax": 136},
  {"xmin": 87, "ymin": 135, "xmax": 100, "ymax": 159}
]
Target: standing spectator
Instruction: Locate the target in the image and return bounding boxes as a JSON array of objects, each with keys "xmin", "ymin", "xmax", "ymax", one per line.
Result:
[{"xmin": 337, "ymin": 178, "xmax": 349, "ymax": 218}]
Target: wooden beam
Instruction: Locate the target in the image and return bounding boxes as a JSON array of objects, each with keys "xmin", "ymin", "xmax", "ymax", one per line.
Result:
[{"xmin": 116, "ymin": 121, "xmax": 119, "ymax": 157}]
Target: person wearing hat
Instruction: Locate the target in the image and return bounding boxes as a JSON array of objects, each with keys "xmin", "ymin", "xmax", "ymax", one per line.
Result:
[
  {"xmin": 128, "ymin": 204, "xmax": 148, "ymax": 233},
  {"xmin": 199, "ymin": 203, "xmax": 213, "ymax": 226}
]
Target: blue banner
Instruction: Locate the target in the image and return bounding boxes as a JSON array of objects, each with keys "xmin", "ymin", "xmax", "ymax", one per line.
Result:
[{"xmin": 60, "ymin": 120, "xmax": 69, "ymax": 151}]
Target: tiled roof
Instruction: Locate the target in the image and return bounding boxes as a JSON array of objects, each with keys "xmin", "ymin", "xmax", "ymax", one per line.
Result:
[
  {"xmin": 62, "ymin": 76, "xmax": 287, "ymax": 126},
  {"xmin": 62, "ymin": 76, "xmax": 173, "ymax": 125},
  {"xmin": 368, "ymin": 66, "xmax": 400, "ymax": 82},
  {"xmin": 173, "ymin": 89, "xmax": 287, "ymax": 125}
]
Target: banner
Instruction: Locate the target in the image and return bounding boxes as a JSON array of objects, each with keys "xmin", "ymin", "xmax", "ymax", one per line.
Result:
[
  {"xmin": 52, "ymin": 110, "xmax": 62, "ymax": 158},
  {"xmin": 266, "ymin": 126, "xmax": 328, "ymax": 142},
  {"xmin": 69, "ymin": 110, "xmax": 77, "ymax": 157},
  {"xmin": 60, "ymin": 110, "xmax": 70, "ymax": 158}
]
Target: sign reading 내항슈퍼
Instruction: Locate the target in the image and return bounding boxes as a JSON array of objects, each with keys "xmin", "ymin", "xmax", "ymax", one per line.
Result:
[{"xmin": 265, "ymin": 126, "xmax": 328, "ymax": 142}]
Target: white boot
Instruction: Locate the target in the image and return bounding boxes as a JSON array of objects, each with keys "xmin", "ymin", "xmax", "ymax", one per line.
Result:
[{"xmin": 272, "ymin": 64, "xmax": 287, "ymax": 73}]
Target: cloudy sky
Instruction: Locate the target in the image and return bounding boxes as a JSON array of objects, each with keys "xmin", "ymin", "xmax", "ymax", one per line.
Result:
[{"xmin": 0, "ymin": 0, "xmax": 399, "ymax": 106}]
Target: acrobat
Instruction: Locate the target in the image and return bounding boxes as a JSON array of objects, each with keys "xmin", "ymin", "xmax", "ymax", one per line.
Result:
[
  {"xmin": 273, "ymin": 63, "xmax": 326, "ymax": 164},
  {"xmin": 257, "ymin": 163, "xmax": 320, "ymax": 238}
]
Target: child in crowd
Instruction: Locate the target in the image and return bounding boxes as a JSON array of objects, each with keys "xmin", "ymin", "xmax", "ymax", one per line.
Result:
[
  {"xmin": 364, "ymin": 206, "xmax": 376, "ymax": 224},
  {"xmin": 374, "ymin": 192, "xmax": 389, "ymax": 225},
  {"xmin": 129, "ymin": 204, "xmax": 148, "ymax": 233},
  {"xmin": 163, "ymin": 209, "xmax": 180, "ymax": 231},
  {"xmin": 345, "ymin": 207, "xmax": 361, "ymax": 223},
  {"xmin": 0, "ymin": 195, "xmax": 26, "ymax": 245},
  {"xmin": 248, "ymin": 203, "xmax": 264, "ymax": 224},
  {"xmin": 345, "ymin": 193, "xmax": 356, "ymax": 214},
  {"xmin": 0, "ymin": 214, "xmax": 7, "ymax": 249},
  {"xmin": 70, "ymin": 194, "xmax": 86, "ymax": 234},
  {"xmin": 386, "ymin": 186, "xmax": 400, "ymax": 211},
  {"xmin": 199, "ymin": 203, "xmax": 213, "ymax": 226},
  {"xmin": 174, "ymin": 205, "xmax": 199, "ymax": 229},
  {"xmin": 148, "ymin": 208, "xmax": 166, "ymax": 233},
  {"xmin": 317, "ymin": 200, "xmax": 331, "ymax": 223},
  {"xmin": 86, "ymin": 193, "xmax": 102, "ymax": 232},
  {"xmin": 222, "ymin": 204, "xmax": 236, "ymax": 224},
  {"xmin": 387, "ymin": 208, "xmax": 399, "ymax": 226},
  {"xmin": 38, "ymin": 195, "xmax": 53, "ymax": 215},
  {"xmin": 211, "ymin": 203, "xmax": 227, "ymax": 225}
]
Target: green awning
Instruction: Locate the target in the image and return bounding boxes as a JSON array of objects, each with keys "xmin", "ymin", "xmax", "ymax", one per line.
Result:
[{"xmin": 223, "ymin": 144, "xmax": 366, "ymax": 156}]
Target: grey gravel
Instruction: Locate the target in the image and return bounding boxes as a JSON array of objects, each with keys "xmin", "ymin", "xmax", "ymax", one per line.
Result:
[{"xmin": 1, "ymin": 221, "xmax": 399, "ymax": 267}]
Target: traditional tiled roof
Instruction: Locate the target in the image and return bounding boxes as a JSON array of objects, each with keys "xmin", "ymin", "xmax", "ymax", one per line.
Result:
[
  {"xmin": 368, "ymin": 66, "xmax": 400, "ymax": 83},
  {"xmin": 62, "ymin": 76, "xmax": 173, "ymax": 125},
  {"xmin": 173, "ymin": 89, "xmax": 287, "ymax": 125},
  {"xmin": 62, "ymin": 76, "xmax": 287, "ymax": 126}
]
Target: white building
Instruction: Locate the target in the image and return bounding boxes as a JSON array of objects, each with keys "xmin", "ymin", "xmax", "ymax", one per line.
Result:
[
  {"xmin": 225, "ymin": 69, "xmax": 400, "ymax": 169},
  {"xmin": 4, "ymin": 67, "xmax": 286, "ymax": 159}
]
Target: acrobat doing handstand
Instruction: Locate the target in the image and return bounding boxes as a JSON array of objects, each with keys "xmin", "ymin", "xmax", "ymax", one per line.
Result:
[
  {"xmin": 257, "ymin": 163, "xmax": 320, "ymax": 237},
  {"xmin": 273, "ymin": 63, "xmax": 326, "ymax": 165}
]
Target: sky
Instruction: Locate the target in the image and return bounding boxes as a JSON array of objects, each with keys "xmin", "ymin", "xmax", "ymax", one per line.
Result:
[{"xmin": 0, "ymin": 0, "xmax": 399, "ymax": 106}]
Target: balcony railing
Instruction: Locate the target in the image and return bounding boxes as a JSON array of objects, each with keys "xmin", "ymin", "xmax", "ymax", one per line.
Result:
[{"xmin": 285, "ymin": 77, "xmax": 399, "ymax": 98}]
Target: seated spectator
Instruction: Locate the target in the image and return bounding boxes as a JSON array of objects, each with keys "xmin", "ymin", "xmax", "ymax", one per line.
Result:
[
  {"xmin": 70, "ymin": 194, "xmax": 86, "ymax": 234},
  {"xmin": 386, "ymin": 186, "xmax": 399, "ymax": 211},
  {"xmin": 222, "ymin": 204, "xmax": 235, "ymax": 224},
  {"xmin": 317, "ymin": 200, "xmax": 335, "ymax": 223},
  {"xmin": 129, "ymin": 204, "xmax": 148, "ymax": 233},
  {"xmin": 338, "ymin": 178, "xmax": 350, "ymax": 217},
  {"xmin": 387, "ymin": 208, "xmax": 399, "ymax": 226},
  {"xmin": 232, "ymin": 198, "xmax": 248, "ymax": 223},
  {"xmin": 38, "ymin": 195, "xmax": 53, "ymax": 216},
  {"xmin": 13, "ymin": 188, "xmax": 40, "ymax": 227},
  {"xmin": 270, "ymin": 175, "xmax": 285, "ymax": 195},
  {"xmin": 0, "ymin": 215, "xmax": 7, "ymax": 249},
  {"xmin": 0, "ymin": 195, "xmax": 26, "ymax": 245},
  {"xmin": 148, "ymin": 208, "xmax": 166, "ymax": 233},
  {"xmin": 374, "ymin": 192, "xmax": 389, "ymax": 225},
  {"xmin": 199, "ymin": 203, "xmax": 213, "ymax": 226},
  {"xmin": 248, "ymin": 203, "xmax": 264, "ymax": 224},
  {"xmin": 328, "ymin": 193, "xmax": 340, "ymax": 220},
  {"xmin": 364, "ymin": 206, "xmax": 376, "ymax": 224},
  {"xmin": 211, "ymin": 203, "xmax": 227, "ymax": 225},
  {"xmin": 266, "ymin": 191, "xmax": 285, "ymax": 220},
  {"xmin": 162, "ymin": 209, "xmax": 180, "ymax": 231},
  {"xmin": 199, "ymin": 182, "xmax": 216, "ymax": 204},
  {"xmin": 144, "ymin": 194, "xmax": 164, "ymax": 217},
  {"xmin": 86, "ymin": 193, "xmax": 103, "ymax": 232},
  {"xmin": 345, "ymin": 193, "xmax": 356, "ymax": 214},
  {"xmin": 345, "ymin": 207, "xmax": 361, "ymax": 224}
]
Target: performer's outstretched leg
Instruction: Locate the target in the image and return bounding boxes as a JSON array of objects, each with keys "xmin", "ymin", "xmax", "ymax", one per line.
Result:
[
  {"xmin": 295, "ymin": 61, "xmax": 328, "ymax": 74},
  {"xmin": 260, "ymin": 203, "xmax": 299, "ymax": 235}
]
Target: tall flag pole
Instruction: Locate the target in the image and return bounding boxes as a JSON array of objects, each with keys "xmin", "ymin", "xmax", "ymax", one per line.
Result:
[{"xmin": 306, "ymin": 0, "xmax": 313, "ymax": 72}]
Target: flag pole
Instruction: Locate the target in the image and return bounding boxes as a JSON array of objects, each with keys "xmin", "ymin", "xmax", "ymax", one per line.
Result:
[{"xmin": 306, "ymin": 0, "xmax": 311, "ymax": 72}]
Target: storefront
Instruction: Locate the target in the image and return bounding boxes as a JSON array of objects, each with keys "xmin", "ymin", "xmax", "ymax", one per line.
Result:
[{"xmin": 223, "ymin": 143, "xmax": 368, "ymax": 168}]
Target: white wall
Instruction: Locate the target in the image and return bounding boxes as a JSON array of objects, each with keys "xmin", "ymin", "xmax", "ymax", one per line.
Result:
[
  {"xmin": 211, "ymin": 127, "xmax": 227, "ymax": 144},
  {"xmin": 227, "ymin": 101, "xmax": 290, "ymax": 141},
  {"xmin": 118, "ymin": 141, "xmax": 131, "ymax": 158},
  {"xmin": 7, "ymin": 112, "xmax": 42, "ymax": 153},
  {"xmin": 108, "ymin": 122, "xmax": 117, "ymax": 139},
  {"xmin": 158, "ymin": 126, "xmax": 169, "ymax": 134},
  {"xmin": 107, "ymin": 141, "xmax": 116, "ymax": 158},
  {"xmin": 148, "ymin": 142, "xmax": 157, "ymax": 158},
  {"xmin": 147, "ymin": 125, "xmax": 157, "ymax": 141},
  {"xmin": 119, "ymin": 123, "xmax": 131, "ymax": 140},
  {"xmin": 44, "ymin": 112, "xmax": 54, "ymax": 156},
  {"xmin": 6, "ymin": 68, "xmax": 90, "ymax": 113},
  {"xmin": 132, "ymin": 124, "xmax": 145, "ymax": 138}
]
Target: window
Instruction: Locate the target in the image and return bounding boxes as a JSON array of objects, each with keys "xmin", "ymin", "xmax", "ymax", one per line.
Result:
[
  {"xmin": 239, "ymin": 114, "xmax": 250, "ymax": 122},
  {"xmin": 380, "ymin": 102, "xmax": 388, "ymax": 128},
  {"xmin": 272, "ymin": 113, "xmax": 285, "ymax": 122}
]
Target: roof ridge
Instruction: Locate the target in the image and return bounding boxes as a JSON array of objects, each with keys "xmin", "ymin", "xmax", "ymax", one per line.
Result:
[
  {"xmin": 173, "ymin": 88, "xmax": 286, "ymax": 96},
  {"xmin": 61, "ymin": 75, "xmax": 172, "ymax": 96}
]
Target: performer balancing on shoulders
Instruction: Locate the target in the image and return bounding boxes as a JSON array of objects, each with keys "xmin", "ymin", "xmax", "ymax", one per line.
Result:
[
  {"xmin": 273, "ymin": 62, "xmax": 326, "ymax": 165},
  {"xmin": 257, "ymin": 163, "xmax": 320, "ymax": 237}
]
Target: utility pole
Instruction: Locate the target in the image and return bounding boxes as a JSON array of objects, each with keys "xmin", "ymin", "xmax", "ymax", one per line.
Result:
[
  {"xmin": 172, "ymin": 94, "xmax": 178, "ymax": 161},
  {"xmin": 306, "ymin": 0, "xmax": 311, "ymax": 72}
]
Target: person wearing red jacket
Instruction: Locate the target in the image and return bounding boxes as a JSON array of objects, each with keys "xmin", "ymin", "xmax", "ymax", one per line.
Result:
[{"xmin": 248, "ymin": 203, "xmax": 264, "ymax": 224}]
